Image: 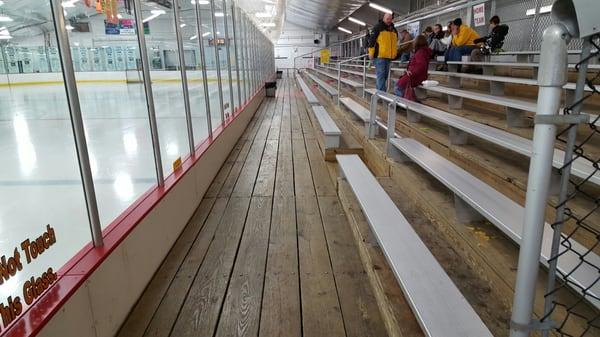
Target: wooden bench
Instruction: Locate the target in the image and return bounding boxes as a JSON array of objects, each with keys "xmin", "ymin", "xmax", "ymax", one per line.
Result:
[
  {"xmin": 388, "ymin": 137, "xmax": 600, "ymax": 309},
  {"xmin": 336, "ymin": 154, "xmax": 494, "ymax": 337},
  {"xmin": 296, "ymin": 73, "xmax": 319, "ymax": 105},
  {"xmin": 312, "ymin": 105, "xmax": 341, "ymax": 149},
  {"xmin": 304, "ymin": 71, "xmax": 339, "ymax": 98}
]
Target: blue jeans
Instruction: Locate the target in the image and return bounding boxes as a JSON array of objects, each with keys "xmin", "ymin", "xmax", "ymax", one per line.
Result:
[
  {"xmin": 394, "ymin": 86, "xmax": 405, "ymax": 97},
  {"xmin": 399, "ymin": 53, "xmax": 410, "ymax": 62},
  {"xmin": 445, "ymin": 45, "xmax": 477, "ymax": 62},
  {"xmin": 374, "ymin": 58, "xmax": 391, "ymax": 91}
]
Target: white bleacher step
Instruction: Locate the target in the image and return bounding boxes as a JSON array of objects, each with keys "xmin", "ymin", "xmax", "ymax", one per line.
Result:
[
  {"xmin": 421, "ymin": 84, "xmax": 599, "ymax": 126},
  {"xmin": 319, "ymin": 65, "xmax": 377, "ymax": 79},
  {"xmin": 365, "ymin": 88, "xmax": 600, "ymax": 185},
  {"xmin": 312, "ymin": 105, "xmax": 341, "ymax": 148},
  {"xmin": 296, "ymin": 74, "xmax": 319, "ymax": 104},
  {"xmin": 337, "ymin": 154, "xmax": 493, "ymax": 337},
  {"xmin": 339, "ymin": 97, "xmax": 370, "ymax": 122},
  {"xmin": 304, "ymin": 71, "xmax": 338, "ymax": 98},
  {"xmin": 312, "ymin": 68, "xmax": 363, "ymax": 88},
  {"xmin": 388, "ymin": 137, "xmax": 600, "ymax": 309}
]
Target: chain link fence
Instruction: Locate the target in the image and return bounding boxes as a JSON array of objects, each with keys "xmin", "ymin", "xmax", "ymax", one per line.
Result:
[{"xmin": 539, "ymin": 35, "xmax": 600, "ymax": 337}]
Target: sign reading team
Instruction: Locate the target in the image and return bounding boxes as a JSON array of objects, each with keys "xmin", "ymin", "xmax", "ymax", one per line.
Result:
[{"xmin": 0, "ymin": 225, "xmax": 58, "ymax": 331}]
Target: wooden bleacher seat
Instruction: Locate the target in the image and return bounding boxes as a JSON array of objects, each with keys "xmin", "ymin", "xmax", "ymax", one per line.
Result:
[{"xmin": 337, "ymin": 154, "xmax": 494, "ymax": 337}]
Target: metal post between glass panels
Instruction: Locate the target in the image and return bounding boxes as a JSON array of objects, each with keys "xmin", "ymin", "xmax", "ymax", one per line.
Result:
[
  {"xmin": 251, "ymin": 22, "xmax": 257, "ymax": 92},
  {"xmin": 241, "ymin": 12, "xmax": 249, "ymax": 101},
  {"xmin": 230, "ymin": 1, "xmax": 242, "ymax": 108},
  {"xmin": 50, "ymin": 0, "xmax": 104, "ymax": 247},
  {"xmin": 173, "ymin": 0, "xmax": 195, "ymax": 155},
  {"xmin": 194, "ymin": 0, "xmax": 213, "ymax": 138},
  {"xmin": 222, "ymin": 0, "xmax": 235, "ymax": 117},
  {"xmin": 132, "ymin": 0, "xmax": 165, "ymax": 187},
  {"xmin": 209, "ymin": 0, "xmax": 225, "ymax": 123}
]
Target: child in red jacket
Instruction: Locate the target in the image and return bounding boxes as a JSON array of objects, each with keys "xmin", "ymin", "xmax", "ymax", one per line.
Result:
[{"xmin": 394, "ymin": 35, "xmax": 432, "ymax": 100}]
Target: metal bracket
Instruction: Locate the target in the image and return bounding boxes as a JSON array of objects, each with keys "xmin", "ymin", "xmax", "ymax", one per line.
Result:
[
  {"xmin": 510, "ymin": 319, "xmax": 556, "ymax": 332},
  {"xmin": 534, "ymin": 114, "xmax": 591, "ymax": 125}
]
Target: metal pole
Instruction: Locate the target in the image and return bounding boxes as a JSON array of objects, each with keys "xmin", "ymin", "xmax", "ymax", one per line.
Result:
[
  {"xmin": 132, "ymin": 0, "xmax": 165, "ymax": 186},
  {"xmin": 509, "ymin": 24, "xmax": 570, "ymax": 337},
  {"xmin": 50, "ymin": 0, "xmax": 103, "ymax": 247},
  {"xmin": 337, "ymin": 62, "xmax": 341, "ymax": 106},
  {"xmin": 386, "ymin": 65, "xmax": 392, "ymax": 92},
  {"xmin": 362, "ymin": 56, "xmax": 366, "ymax": 98},
  {"xmin": 194, "ymin": 0, "xmax": 213, "ymax": 137},
  {"xmin": 173, "ymin": 0, "xmax": 195, "ymax": 155},
  {"xmin": 242, "ymin": 13, "xmax": 250, "ymax": 100},
  {"xmin": 230, "ymin": 1, "xmax": 242, "ymax": 109},
  {"xmin": 540, "ymin": 38, "xmax": 593, "ymax": 337},
  {"xmin": 209, "ymin": 0, "xmax": 225, "ymax": 123},
  {"xmin": 222, "ymin": 0, "xmax": 235, "ymax": 118}
]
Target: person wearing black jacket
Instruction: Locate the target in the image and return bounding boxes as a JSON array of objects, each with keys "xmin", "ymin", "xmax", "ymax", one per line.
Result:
[
  {"xmin": 474, "ymin": 15, "xmax": 509, "ymax": 55},
  {"xmin": 429, "ymin": 23, "xmax": 447, "ymax": 57},
  {"xmin": 465, "ymin": 15, "xmax": 509, "ymax": 73}
]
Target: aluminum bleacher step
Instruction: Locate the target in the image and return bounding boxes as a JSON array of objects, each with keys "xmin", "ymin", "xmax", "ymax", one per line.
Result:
[
  {"xmin": 365, "ymin": 88, "xmax": 600, "ymax": 186},
  {"xmin": 336, "ymin": 154, "xmax": 494, "ymax": 337},
  {"xmin": 312, "ymin": 68, "xmax": 363, "ymax": 88},
  {"xmin": 304, "ymin": 70, "xmax": 338, "ymax": 98},
  {"xmin": 312, "ymin": 105, "xmax": 341, "ymax": 148},
  {"xmin": 296, "ymin": 73, "xmax": 319, "ymax": 104},
  {"xmin": 388, "ymin": 137, "xmax": 600, "ymax": 310},
  {"xmin": 339, "ymin": 97, "xmax": 370, "ymax": 122}
]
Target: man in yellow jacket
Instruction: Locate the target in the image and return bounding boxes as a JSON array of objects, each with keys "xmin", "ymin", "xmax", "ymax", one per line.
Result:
[
  {"xmin": 445, "ymin": 18, "xmax": 480, "ymax": 63},
  {"xmin": 368, "ymin": 13, "xmax": 398, "ymax": 91}
]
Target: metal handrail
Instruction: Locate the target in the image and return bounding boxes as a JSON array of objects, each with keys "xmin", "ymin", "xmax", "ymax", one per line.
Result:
[{"xmin": 336, "ymin": 53, "xmax": 369, "ymax": 105}]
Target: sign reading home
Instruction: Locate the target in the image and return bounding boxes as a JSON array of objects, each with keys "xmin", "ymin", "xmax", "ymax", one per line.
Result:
[{"xmin": 0, "ymin": 225, "xmax": 57, "ymax": 330}]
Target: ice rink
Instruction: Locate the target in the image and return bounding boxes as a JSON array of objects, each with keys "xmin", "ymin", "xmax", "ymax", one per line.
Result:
[{"xmin": 0, "ymin": 80, "xmax": 237, "ymax": 298}]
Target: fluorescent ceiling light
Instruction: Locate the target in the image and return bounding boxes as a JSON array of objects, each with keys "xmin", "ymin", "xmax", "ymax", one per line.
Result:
[
  {"xmin": 262, "ymin": 0, "xmax": 276, "ymax": 4},
  {"xmin": 261, "ymin": 22, "xmax": 276, "ymax": 27},
  {"xmin": 202, "ymin": 31, "xmax": 211, "ymax": 37},
  {"xmin": 0, "ymin": 15, "xmax": 13, "ymax": 22},
  {"xmin": 369, "ymin": 2, "xmax": 392, "ymax": 14},
  {"xmin": 190, "ymin": 35, "xmax": 198, "ymax": 40},
  {"xmin": 66, "ymin": 24, "xmax": 74, "ymax": 30},
  {"xmin": 255, "ymin": 12, "xmax": 273, "ymax": 18},
  {"xmin": 143, "ymin": 10, "xmax": 165, "ymax": 23},
  {"xmin": 191, "ymin": 0, "xmax": 209, "ymax": 4},
  {"xmin": 348, "ymin": 17, "xmax": 366, "ymax": 26},
  {"xmin": 180, "ymin": 23, "xmax": 186, "ymax": 27},
  {"xmin": 117, "ymin": 14, "xmax": 123, "ymax": 19},
  {"xmin": 0, "ymin": 35, "xmax": 12, "ymax": 40},
  {"xmin": 214, "ymin": 12, "xmax": 224, "ymax": 17},
  {"xmin": 0, "ymin": 1, "xmax": 4, "ymax": 6},
  {"xmin": 526, "ymin": 5, "xmax": 552, "ymax": 16},
  {"xmin": 338, "ymin": 26, "xmax": 352, "ymax": 34}
]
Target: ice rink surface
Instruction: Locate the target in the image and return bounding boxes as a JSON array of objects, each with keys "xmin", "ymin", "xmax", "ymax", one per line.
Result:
[{"xmin": 0, "ymin": 81, "xmax": 237, "ymax": 298}]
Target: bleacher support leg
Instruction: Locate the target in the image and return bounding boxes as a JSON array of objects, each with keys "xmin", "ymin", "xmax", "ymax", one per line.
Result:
[
  {"xmin": 448, "ymin": 94, "xmax": 463, "ymax": 109},
  {"xmin": 368, "ymin": 94, "xmax": 380, "ymax": 139},
  {"xmin": 449, "ymin": 126, "xmax": 469, "ymax": 145},
  {"xmin": 490, "ymin": 81, "xmax": 505, "ymax": 96},
  {"xmin": 385, "ymin": 102, "xmax": 397, "ymax": 156},
  {"xmin": 506, "ymin": 108, "xmax": 530, "ymax": 128},
  {"xmin": 516, "ymin": 54, "xmax": 529, "ymax": 63},
  {"xmin": 406, "ymin": 109, "xmax": 422, "ymax": 123},
  {"xmin": 454, "ymin": 196, "xmax": 484, "ymax": 223},
  {"xmin": 483, "ymin": 65, "xmax": 495, "ymax": 76},
  {"xmin": 448, "ymin": 75, "xmax": 461, "ymax": 89},
  {"xmin": 387, "ymin": 143, "xmax": 412, "ymax": 163},
  {"xmin": 325, "ymin": 135, "xmax": 340, "ymax": 149}
]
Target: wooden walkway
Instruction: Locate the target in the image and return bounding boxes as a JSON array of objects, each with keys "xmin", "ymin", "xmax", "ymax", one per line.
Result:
[{"xmin": 117, "ymin": 76, "xmax": 389, "ymax": 337}]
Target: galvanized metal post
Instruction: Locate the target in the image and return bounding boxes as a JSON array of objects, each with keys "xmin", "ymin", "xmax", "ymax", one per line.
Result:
[
  {"xmin": 132, "ymin": 0, "xmax": 165, "ymax": 186},
  {"xmin": 362, "ymin": 56, "xmax": 366, "ymax": 98},
  {"xmin": 386, "ymin": 65, "xmax": 392, "ymax": 92},
  {"xmin": 50, "ymin": 0, "xmax": 104, "ymax": 247},
  {"xmin": 509, "ymin": 24, "xmax": 570, "ymax": 337},
  {"xmin": 242, "ymin": 13, "xmax": 250, "ymax": 99},
  {"xmin": 230, "ymin": 1, "xmax": 242, "ymax": 109},
  {"xmin": 222, "ymin": 0, "xmax": 235, "ymax": 118},
  {"xmin": 386, "ymin": 101, "xmax": 397, "ymax": 156},
  {"xmin": 173, "ymin": 0, "xmax": 195, "ymax": 155},
  {"xmin": 337, "ymin": 62, "xmax": 341, "ymax": 106},
  {"xmin": 209, "ymin": 0, "xmax": 225, "ymax": 123},
  {"xmin": 194, "ymin": 0, "xmax": 213, "ymax": 137}
]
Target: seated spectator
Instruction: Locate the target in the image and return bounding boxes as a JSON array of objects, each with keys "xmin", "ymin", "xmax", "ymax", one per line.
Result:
[
  {"xmin": 465, "ymin": 15, "xmax": 509, "ymax": 73},
  {"xmin": 398, "ymin": 30, "xmax": 413, "ymax": 62},
  {"xmin": 429, "ymin": 23, "xmax": 448, "ymax": 57},
  {"xmin": 423, "ymin": 26, "xmax": 434, "ymax": 44},
  {"xmin": 394, "ymin": 35, "xmax": 432, "ymax": 101},
  {"xmin": 444, "ymin": 18, "xmax": 480, "ymax": 63}
]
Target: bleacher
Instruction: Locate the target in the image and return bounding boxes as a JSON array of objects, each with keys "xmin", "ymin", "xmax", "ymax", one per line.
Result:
[{"xmin": 297, "ymin": 45, "xmax": 600, "ymax": 325}]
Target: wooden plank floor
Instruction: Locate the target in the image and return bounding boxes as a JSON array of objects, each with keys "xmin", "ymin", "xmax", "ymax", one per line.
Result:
[{"xmin": 117, "ymin": 76, "xmax": 389, "ymax": 337}]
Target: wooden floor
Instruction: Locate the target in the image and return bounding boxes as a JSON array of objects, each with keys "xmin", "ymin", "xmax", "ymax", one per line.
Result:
[{"xmin": 117, "ymin": 76, "xmax": 389, "ymax": 337}]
